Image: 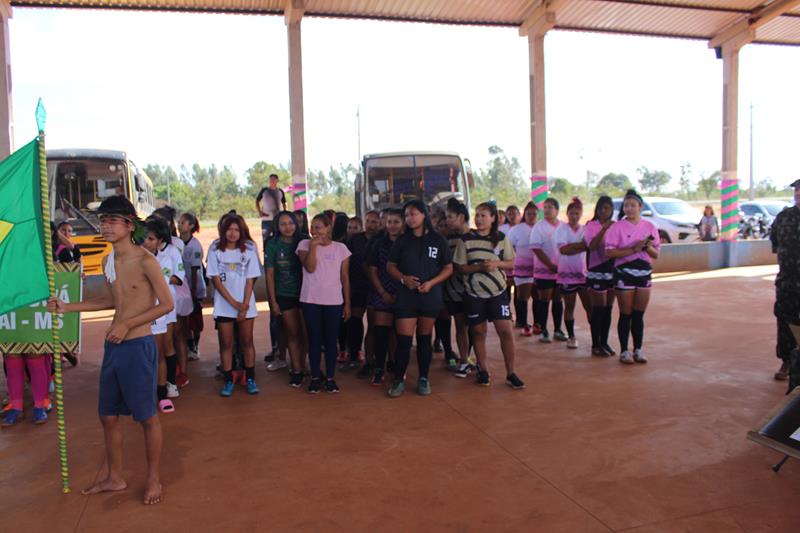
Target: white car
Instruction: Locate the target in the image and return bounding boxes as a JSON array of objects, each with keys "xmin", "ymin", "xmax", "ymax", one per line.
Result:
[{"xmin": 612, "ymin": 196, "xmax": 702, "ymax": 244}]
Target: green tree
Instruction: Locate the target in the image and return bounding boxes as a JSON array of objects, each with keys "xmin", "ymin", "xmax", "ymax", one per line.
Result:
[
  {"xmin": 597, "ymin": 173, "xmax": 632, "ymax": 195},
  {"xmin": 697, "ymin": 171, "xmax": 720, "ymax": 199},
  {"xmin": 678, "ymin": 161, "xmax": 693, "ymax": 199},
  {"xmin": 637, "ymin": 166, "xmax": 671, "ymax": 193},
  {"xmin": 473, "ymin": 146, "xmax": 530, "ymax": 208},
  {"xmin": 549, "ymin": 177, "xmax": 573, "ymax": 198}
]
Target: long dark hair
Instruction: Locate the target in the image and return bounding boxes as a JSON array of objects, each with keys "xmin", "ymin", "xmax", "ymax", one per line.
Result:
[
  {"xmin": 403, "ymin": 199, "xmax": 435, "ymax": 235},
  {"xmin": 217, "ymin": 214, "xmax": 254, "ymax": 252},
  {"xmin": 619, "ymin": 189, "xmax": 644, "ymax": 221},
  {"xmin": 476, "ymin": 201, "xmax": 501, "ymax": 246},
  {"xmin": 592, "ymin": 195, "xmax": 613, "ymax": 222},
  {"xmin": 145, "ymin": 215, "xmax": 171, "ymax": 246},
  {"xmin": 332, "ymin": 212, "xmax": 349, "ymax": 242},
  {"xmin": 293, "ymin": 209, "xmax": 309, "ymax": 235},
  {"xmin": 522, "ymin": 201, "xmax": 539, "ymax": 224},
  {"xmin": 153, "ymin": 206, "xmax": 178, "ymax": 237},
  {"xmin": 446, "ymin": 197, "xmax": 469, "ymax": 223},
  {"xmin": 271, "ymin": 210, "xmax": 301, "ymax": 244},
  {"xmin": 180, "ymin": 212, "xmax": 200, "ymax": 234}
]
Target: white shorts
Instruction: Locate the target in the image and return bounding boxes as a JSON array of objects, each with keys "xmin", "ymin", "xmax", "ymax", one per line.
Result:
[
  {"xmin": 151, "ymin": 315, "xmax": 168, "ymax": 335},
  {"xmin": 514, "ymin": 277, "xmax": 534, "ymax": 286}
]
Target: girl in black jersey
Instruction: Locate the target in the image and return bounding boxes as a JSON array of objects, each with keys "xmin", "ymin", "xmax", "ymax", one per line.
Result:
[
  {"xmin": 386, "ymin": 200, "xmax": 453, "ymax": 398},
  {"xmin": 444, "ymin": 198, "xmax": 473, "ymax": 378},
  {"xmin": 344, "ymin": 217, "xmax": 370, "ymax": 369}
]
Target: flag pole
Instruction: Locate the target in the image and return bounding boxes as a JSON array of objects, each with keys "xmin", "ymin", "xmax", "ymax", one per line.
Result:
[{"xmin": 36, "ymin": 99, "xmax": 70, "ymax": 494}]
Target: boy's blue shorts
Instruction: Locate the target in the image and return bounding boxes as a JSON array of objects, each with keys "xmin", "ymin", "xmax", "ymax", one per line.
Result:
[{"xmin": 99, "ymin": 336, "xmax": 157, "ymax": 422}]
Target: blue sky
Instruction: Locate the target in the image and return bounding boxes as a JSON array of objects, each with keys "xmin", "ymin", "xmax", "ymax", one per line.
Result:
[{"xmin": 9, "ymin": 8, "xmax": 800, "ymax": 188}]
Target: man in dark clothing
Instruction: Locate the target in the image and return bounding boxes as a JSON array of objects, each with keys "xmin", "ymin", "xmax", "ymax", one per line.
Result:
[{"xmin": 255, "ymin": 173, "xmax": 287, "ymax": 248}]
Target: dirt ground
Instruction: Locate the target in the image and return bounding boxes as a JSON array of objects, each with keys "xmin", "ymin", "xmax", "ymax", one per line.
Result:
[{"xmin": 2, "ymin": 264, "xmax": 799, "ymax": 532}]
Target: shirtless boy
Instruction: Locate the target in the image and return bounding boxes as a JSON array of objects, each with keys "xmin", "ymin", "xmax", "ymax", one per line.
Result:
[{"xmin": 49, "ymin": 196, "xmax": 173, "ymax": 505}]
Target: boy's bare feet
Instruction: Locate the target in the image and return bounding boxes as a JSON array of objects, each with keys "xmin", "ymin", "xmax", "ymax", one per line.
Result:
[
  {"xmin": 143, "ymin": 480, "xmax": 162, "ymax": 505},
  {"xmin": 81, "ymin": 478, "xmax": 127, "ymax": 495}
]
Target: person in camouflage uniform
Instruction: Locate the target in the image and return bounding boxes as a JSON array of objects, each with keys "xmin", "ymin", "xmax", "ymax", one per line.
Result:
[{"xmin": 770, "ymin": 179, "xmax": 800, "ymax": 390}]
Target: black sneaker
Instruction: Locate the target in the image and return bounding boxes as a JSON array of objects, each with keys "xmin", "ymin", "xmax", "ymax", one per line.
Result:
[
  {"xmin": 506, "ymin": 373, "xmax": 525, "ymax": 390},
  {"xmin": 307, "ymin": 378, "xmax": 321, "ymax": 394},
  {"xmin": 325, "ymin": 380, "xmax": 340, "ymax": 394},
  {"xmin": 289, "ymin": 372, "xmax": 303, "ymax": 388},
  {"xmin": 477, "ymin": 370, "xmax": 491, "ymax": 386},
  {"xmin": 264, "ymin": 350, "xmax": 277, "ymax": 363},
  {"xmin": 433, "ymin": 338, "xmax": 443, "ymax": 353},
  {"xmin": 385, "ymin": 360, "xmax": 396, "ymax": 375},
  {"xmin": 356, "ymin": 364, "xmax": 373, "ymax": 379},
  {"xmin": 370, "ymin": 369, "xmax": 384, "ymax": 387}
]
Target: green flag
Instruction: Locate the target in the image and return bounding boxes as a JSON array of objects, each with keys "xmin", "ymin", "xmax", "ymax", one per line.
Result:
[{"xmin": 0, "ymin": 139, "xmax": 48, "ymax": 315}]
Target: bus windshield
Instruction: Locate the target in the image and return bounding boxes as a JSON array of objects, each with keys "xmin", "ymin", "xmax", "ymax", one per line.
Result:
[
  {"xmin": 47, "ymin": 158, "xmax": 128, "ymax": 235},
  {"xmin": 364, "ymin": 154, "xmax": 465, "ymax": 211}
]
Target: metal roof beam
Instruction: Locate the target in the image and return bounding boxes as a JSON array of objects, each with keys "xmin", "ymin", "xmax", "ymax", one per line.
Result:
[
  {"xmin": 520, "ymin": 0, "xmax": 569, "ymax": 36},
  {"xmin": 709, "ymin": 0, "xmax": 800, "ymax": 49}
]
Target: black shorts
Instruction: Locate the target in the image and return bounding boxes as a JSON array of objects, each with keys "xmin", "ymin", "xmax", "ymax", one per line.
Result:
[
  {"xmin": 214, "ymin": 316, "xmax": 255, "ymax": 325},
  {"xmin": 351, "ymin": 290, "xmax": 368, "ymax": 309},
  {"xmin": 587, "ymin": 260, "xmax": 615, "ymax": 292},
  {"xmin": 276, "ymin": 295, "xmax": 300, "ymax": 311},
  {"xmin": 395, "ymin": 306, "xmax": 441, "ymax": 319},
  {"xmin": 559, "ymin": 283, "xmax": 585, "ymax": 294},
  {"xmin": 534, "ymin": 278, "xmax": 557, "ymax": 290},
  {"xmin": 614, "ymin": 259, "xmax": 653, "ymax": 290},
  {"xmin": 464, "ymin": 292, "xmax": 512, "ymax": 326},
  {"xmin": 775, "ymin": 288, "xmax": 800, "ymax": 327},
  {"xmin": 445, "ymin": 300, "xmax": 465, "ymax": 316}
]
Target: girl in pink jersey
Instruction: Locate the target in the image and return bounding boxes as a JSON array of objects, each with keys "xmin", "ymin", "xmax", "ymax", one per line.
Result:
[
  {"xmin": 529, "ymin": 197, "xmax": 566, "ymax": 343},
  {"xmin": 584, "ymin": 196, "xmax": 617, "ymax": 357},
  {"xmin": 555, "ymin": 198, "xmax": 591, "ymax": 349},
  {"xmin": 508, "ymin": 202, "xmax": 538, "ymax": 336},
  {"xmin": 605, "ymin": 190, "xmax": 660, "ymax": 364}
]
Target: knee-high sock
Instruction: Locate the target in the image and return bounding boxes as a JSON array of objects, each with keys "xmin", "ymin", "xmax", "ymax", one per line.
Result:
[
  {"xmin": 535, "ymin": 300, "xmax": 550, "ymax": 334},
  {"xmin": 618, "ymin": 313, "xmax": 632, "ymax": 353},
  {"xmin": 4, "ymin": 358, "xmax": 24, "ymax": 410},
  {"xmin": 631, "ymin": 310, "xmax": 645, "ymax": 350},
  {"xmin": 347, "ymin": 317, "xmax": 365, "ymax": 360},
  {"xmin": 416, "ymin": 333, "xmax": 433, "ymax": 379},
  {"xmin": 25, "ymin": 357, "xmax": 49, "ymax": 408},
  {"xmin": 565, "ymin": 319, "xmax": 575, "ymax": 338},
  {"xmin": 166, "ymin": 355, "xmax": 177, "ymax": 384},
  {"xmin": 590, "ymin": 306, "xmax": 601, "ymax": 347},
  {"xmin": 373, "ymin": 325, "xmax": 391, "ymax": 371},
  {"xmin": 516, "ymin": 299, "xmax": 528, "ymax": 328},
  {"xmin": 338, "ymin": 322, "xmax": 348, "ymax": 353},
  {"xmin": 602, "ymin": 306, "xmax": 613, "ymax": 346},
  {"xmin": 393, "ymin": 335, "xmax": 413, "ymax": 379},
  {"xmin": 552, "ymin": 300, "xmax": 564, "ymax": 332},
  {"xmin": 435, "ymin": 319, "xmax": 454, "ymax": 359}
]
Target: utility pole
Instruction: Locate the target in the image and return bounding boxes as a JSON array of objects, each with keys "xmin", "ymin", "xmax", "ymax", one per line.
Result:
[
  {"xmin": 749, "ymin": 101, "xmax": 754, "ymax": 200},
  {"xmin": 356, "ymin": 105, "xmax": 362, "ymax": 163}
]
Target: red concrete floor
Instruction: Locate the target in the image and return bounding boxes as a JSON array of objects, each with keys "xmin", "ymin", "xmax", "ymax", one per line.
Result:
[{"xmin": 1, "ymin": 265, "xmax": 799, "ymax": 533}]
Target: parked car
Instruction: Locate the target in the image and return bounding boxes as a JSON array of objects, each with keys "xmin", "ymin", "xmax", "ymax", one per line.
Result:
[
  {"xmin": 739, "ymin": 200, "xmax": 791, "ymax": 226},
  {"xmin": 612, "ymin": 196, "xmax": 701, "ymax": 244}
]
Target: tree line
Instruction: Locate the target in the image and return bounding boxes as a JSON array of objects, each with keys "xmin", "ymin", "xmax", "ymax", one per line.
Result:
[{"xmin": 144, "ymin": 148, "xmax": 790, "ymax": 221}]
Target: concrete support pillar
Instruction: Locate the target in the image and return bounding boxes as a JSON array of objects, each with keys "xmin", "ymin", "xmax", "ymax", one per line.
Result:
[
  {"xmin": 286, "ymin": 2, "xmax": 306, "ymax": 210},
  {"xmin": 0, "ymin": 0, "xmax": 14, "ymax": 160},
  {"xmin": 528, "ymin": 30, "xmax": 548, "ymax": 207},
  {"xmin": 719, "ymin": 44, "xmax": 741, "ymax": 242}
]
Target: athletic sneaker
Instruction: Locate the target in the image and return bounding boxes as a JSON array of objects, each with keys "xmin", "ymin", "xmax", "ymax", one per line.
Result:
[
  {"xmin": 370, "ymin": 370, "xmax": 385, "ymax": 387},
  {"xmin": 166, "ymin": 382, "xmax": 180, "ymax": 399},
  {"xmin": 532, "ymin": 323, "xmax": 542, "ymax": 335},
  {"xmin": 308, "ymin": 378, "xmax": 322, "ymax": 394},
  {"xmin": 553, "ymin": 330, "xmax": 568, "ymax": 342},
  {"xmin": 566, "ymin": 338, "xmax": 578, "ymax": 349},
  {"xmin": 289, "ymin": 372, "xmax": 304, "ymax": 388},
  {"xmin": 264, "ymin": 350, "xmax": 277, "ymax": 363},
  {"xmin": 388, "ymin": 380, "xmax": 406, "ymax": 398},
  {"xmin": 455, "ymin": 363, "xmax": 472, "ymax": 379},
  {"xmin": 476, "ymin": 370, "xmax": 491, "ymax": 387},
  {"xmin": 506, "ymin": 373, "xmax": 526, "ymax": 390},
  {"xmin": 619, "ymin": 351, "xmax": 634, "ymax": 364},
  {"xmin": 188, "ymin": 348, "xmax": 200, "ymax": 361},
  {"xmin": 446, "ymin": 358, "xmax": 458, "ymax": 371},
  {"xmin": 175, "ymin": 373, "xmax": 190, "ymax": 388},
  {"xmin": 32, "ymin": 407, "xmax": 48, "ymax": 425},
  {"xmin": 1, "ymin": 409, "xmax": 22, "ymax": 427},
  {"xmin": 601, "ymin": 344, "xmax": 617, "ymax": 356},
  {"xmin": 267, "ymin": 359, "xmax": 288, "ymax": 372},
  {"xmin": 357, "ymin": 364, "xmax": 373, "ymax": 379},
  {"xmin": 337, "ymin": 351, "xmax": 348, "ymax": 363},
  {"xmin": 433, "ymin": 338, "xmax": 443, "ymax": 353},
  {"xmin": 539, "ymin": 331, "xmax": 551, "ymax": 343},
  {"xmin": 521, "ymin": 326, "xmax": 533, "ymax": 337},
  {"xmin": 220, "ymin": 381, "xmax": 235, "ymax": 397},
  {"xmin": 633, "ymin": 349, "xmax": 648, "ymax": 364},
  {"xmin": 417, "ymin": 377, "xmax": 432, "ymax": 396},
  {"xmin": 246, "ymin": 379, "xmax": 260, "ymax": 394},
  {"xmin": 325, "ymin": 380, "xmax": 340, "ymax": 394}
]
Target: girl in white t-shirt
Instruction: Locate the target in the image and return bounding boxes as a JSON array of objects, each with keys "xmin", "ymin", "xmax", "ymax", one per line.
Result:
[
  {"xmin": 207, "ymin": 214, "xmax": 263, "ymax": 397},
  {"xmin": 178, "ymin": 212, "xmax": 206, "ymax": 367},
  {"xmin": 507, "ymin": 202, "xmax": 538, "ymax": 336},
  {"xmin": 143, "ymin": 217, "xmax": 185, "ymax": 414},
  {"xmin": 529, "ymin": 198, "xmax": 566, "ymax": 343}
]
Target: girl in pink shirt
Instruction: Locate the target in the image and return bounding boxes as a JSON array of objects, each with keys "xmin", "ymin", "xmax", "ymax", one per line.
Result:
[
  {"xmin": 297, "ymin": 214, "xmax": 352, "ymax": 393},
  {"xmin": 583, "ymin": 196, "xmax": 617, "ymax": 357},
  {"xmin": 507, "ymin": 202, "xmax": 538, "ymax": 336},
  {"xmin": 555, "ymin": 198, "xmax": 591, "ymax": 349},
  {"xmin": 604, "ymin": 190, "xmax": 660, "ymax": 365},
  {"xmin": 529, "ymin": 197, "xmax": 566, "ymax": 343}
]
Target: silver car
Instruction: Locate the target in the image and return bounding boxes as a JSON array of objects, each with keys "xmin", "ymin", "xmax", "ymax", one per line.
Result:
[{"xmin": 612, "ymin": 196, "xmax": 702, "ymax": 244}]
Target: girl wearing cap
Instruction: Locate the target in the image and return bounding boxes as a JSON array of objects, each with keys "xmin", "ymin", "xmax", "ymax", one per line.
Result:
[{"xmin": 605, "ymin": 189, "xmax": 660, "ymax": 364}]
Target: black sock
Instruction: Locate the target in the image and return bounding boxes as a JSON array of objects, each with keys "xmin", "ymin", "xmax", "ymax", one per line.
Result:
[
  {"xmin": 602, "ymin": 306, "xmax": 613, "ymax": 346},
  {"xmin": 373, "ymin": 325, "xmax": 391, "ymax": 371},
  {"xmin": 347, "ymin": 317, "xmax": 365, "ymax": 360},
  {"xmin": 536, "ymin": 300, "xmax": 550, "ymax": 334},
  {"xmin": 435, "ymin": 319, "xmax": 454, "ymax": 359},
  {"xmin": 516, "ymin": 299, "xmax": 528, "ymax": 328},
  {"xmin": 157, "ymin": 385, "xmax": 167, "ymax": 401},
  {"xmin": 416, "ymin": 333, "xmax": 433, "ymax": 379},
  {"xmin": 589, "ymin": 307, "xmax": 600, "ymax": 347},
  {"xmin": 467, "ymin": 327, "xmax": 474, "ymax": 357},
  {"xmin": 166, "ymin": 355, "xmax": 177, "ymax": 383},
  {"xmin": 393, "ymin": 335, "xmax": 413, "ymax": 380},
  {"xmin": 223, "ymin": 370, "xmax": 233, "ymax": 383},
  {"xmin": 565, "ymin": 319, "xmax": 575, "ymax": 338},
  {"xmin": 552, "ymin": 300, "xmax": 563, "ymax": 332},
  {"xmin": 338, "ymin": 322, "xmax": 348, "ymax": 353},
  {"xmin": 618, "ymin": 313, "xmax": 632, "ymax": 352},
  {"xmin": 245, "ymin": 366, "xmax": 255, "ymax": 380},
  {"xmin": 631, "ymin": 310, "xmax": 645, "ymax": 350}
]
